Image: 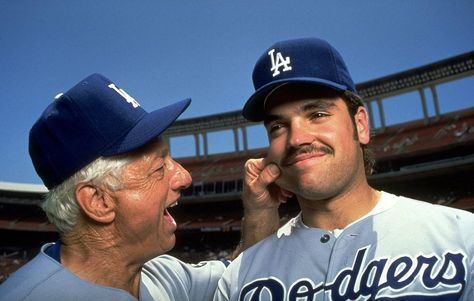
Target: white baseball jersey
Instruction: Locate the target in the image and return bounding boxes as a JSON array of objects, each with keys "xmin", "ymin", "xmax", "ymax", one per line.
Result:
[{"xmin": 214, "ymin": 191, "xmax": 474, "ymax": 301}]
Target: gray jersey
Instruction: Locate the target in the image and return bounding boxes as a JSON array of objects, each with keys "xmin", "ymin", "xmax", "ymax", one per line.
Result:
[
  {"xmin": 214, "ymin": 192, "xmax": 474, "ymax": 301},
  {"xmin": 0, "ymin": 244, "xmax": 225, "ymax": 301}
]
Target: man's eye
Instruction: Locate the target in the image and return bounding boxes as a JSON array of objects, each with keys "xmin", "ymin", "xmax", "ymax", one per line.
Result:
[
  {"xmin": 153, "ymin": 165, "xmax": 165, "ymax": 174},
  {"xmin": 269, "ymin": 123, "xmax": 284, "ymax": 133},
  {"xmin": 309, "ymin": 112, "xmax": 328, "ymax": 119}
]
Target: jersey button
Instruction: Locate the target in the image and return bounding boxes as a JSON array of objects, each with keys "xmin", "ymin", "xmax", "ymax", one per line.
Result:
[{"xmin": 320, "ymin": 234, "xmax": 330, "ymax": 243}]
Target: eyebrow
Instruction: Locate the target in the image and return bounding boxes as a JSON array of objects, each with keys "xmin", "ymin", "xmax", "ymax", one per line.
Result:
[
  {"xmin": 263, "ymin": 98, "xmax": 336, "ymax": 126},
  {"xmin": 300, "ymin": 98, "xmax": 336, "ymax": 112},
  {"xmin": 156, "ymin": 146, "xmax": 169, "ymax": 159},
  {"xmin": 263, "ymin": 115, "xmax": 280, "ymax": 127},
  {"xmin": 141, "ymin": 142, "xmax": 168, "ymax": 163}
]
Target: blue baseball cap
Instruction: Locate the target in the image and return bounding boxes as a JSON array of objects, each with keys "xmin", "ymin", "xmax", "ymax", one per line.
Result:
[
  {"xmin": 29, "ymin": 73, "xmax": 191, "ymax": 189},
  {"xmin": 242, "ymin": 37, "xmax": 357, "ymax": 121}
]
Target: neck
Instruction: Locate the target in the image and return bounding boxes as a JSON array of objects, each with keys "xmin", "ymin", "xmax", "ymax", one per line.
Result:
[
  {"xmin": 298, "ymin": 182, "xmax": 380, "ymax": 230},
  {"xmin": 60, "ymin": 227, "xmax": 143, "ymax": 298}
]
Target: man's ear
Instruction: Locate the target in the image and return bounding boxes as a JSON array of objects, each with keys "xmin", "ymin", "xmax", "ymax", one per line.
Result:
[
  {"xmin": 75, "ymin": 183, "xmax": 116, "ymax": 224},
  {"xmin": 354, "ymin": 106, "xmax": 370, "ymax": 145}
]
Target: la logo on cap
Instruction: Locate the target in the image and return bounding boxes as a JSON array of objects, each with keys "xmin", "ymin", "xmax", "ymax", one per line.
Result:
[
  {"xmin": 108, "ymin": 83, "xmax": 141, "ymax": 108},
  {"xmin": 268, "ymin": 48, "xmax": 292, "ymax": 77}
]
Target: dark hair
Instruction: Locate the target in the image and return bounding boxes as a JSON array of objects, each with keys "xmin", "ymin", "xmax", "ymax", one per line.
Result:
[{"xmin": 342, "ymin": 90, "xmax": 375, "ymax": 176}]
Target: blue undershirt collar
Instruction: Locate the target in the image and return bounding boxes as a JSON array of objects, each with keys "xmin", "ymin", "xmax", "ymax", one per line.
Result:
[{"xmin": 44, "ymin": 240, "xmax": 61, "ymax": 263}]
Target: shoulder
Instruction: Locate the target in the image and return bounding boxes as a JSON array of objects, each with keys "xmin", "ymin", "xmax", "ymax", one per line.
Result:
[
  {"xmin": 384, "ymin": 191, "xmax": 473, "ymax": 221},
  {"xmin": 1, "ymin": 244, "xmax": 137, "ymax": 301},
  {"xmin": 0, "ymin": 246, "xmax": 62, "ymax": 300},
  {"xmin": 0, "ymin": 247, "xmax": 127, "ymax": 301},
  {"xmin": 382, "ymin": 192, "xmax": 474, "ymax": 247}
]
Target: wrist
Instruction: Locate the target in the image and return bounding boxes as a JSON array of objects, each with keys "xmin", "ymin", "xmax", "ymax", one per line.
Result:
[{"xmin": 244, "ymin": 206, "xmax": 279, "ymax": 220}]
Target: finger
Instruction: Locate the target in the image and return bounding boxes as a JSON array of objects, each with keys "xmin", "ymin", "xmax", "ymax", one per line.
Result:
[
  {"xmin": 280, "ymin": 188, "xmax": 294, "ymax": 199},
  {"xmin": 273, "ymin": 186, "xmax": 291, "ymax": 204},
  {"xmin": 255, "ymin": 163, "xmax": 280, "ymax": 188},
  {"xmin": 245, "ymin": 158, "xmax": 265, "ymax": 177}
]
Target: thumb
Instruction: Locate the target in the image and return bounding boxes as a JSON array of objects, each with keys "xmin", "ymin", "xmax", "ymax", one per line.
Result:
[{"xmin": 255, "ymin": 163, "xmax": 280, "ymax": 188}]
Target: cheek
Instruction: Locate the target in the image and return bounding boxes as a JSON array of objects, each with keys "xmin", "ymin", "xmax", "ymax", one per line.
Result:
[
  {"xmin": 267, "ymin": 140, "xmax": 285, "ymax": 163},
  {"xmin": 338, "ymin": 126, "xmax": 358, "ymax": 148},
  {"xmin": 137, "ymin": 183, "xmax": 169, "ymax": 217},
  {"xmin": 275, "ymin": 174, "xmax": 293, "ymax": 191}
]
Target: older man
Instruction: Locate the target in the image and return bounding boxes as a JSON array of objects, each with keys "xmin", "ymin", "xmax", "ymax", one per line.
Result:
[
  {"xmin": 0, "ymin": 74, "xmax": 278, "ymax": 300},
  {"xmin": 214, "ymin": 37, "xmax": 474, "ymax": 300}
]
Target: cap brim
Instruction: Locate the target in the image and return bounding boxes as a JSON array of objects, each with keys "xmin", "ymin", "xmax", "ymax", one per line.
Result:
[
  {"xmin": 243, "ymin": 77, "xmax": 348, "ymax": 122},
  {"xmin": 102, "ymin": 98, "xmax": 191, "ymax": 155}
]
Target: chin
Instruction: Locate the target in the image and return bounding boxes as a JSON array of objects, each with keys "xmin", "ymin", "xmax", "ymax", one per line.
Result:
[
  {"xmin": 278, "ymin": 174, "xmax": 316, "ymax": 193},
  {"xmin": 163, "ymin": 235, "xmax": 176, "ymax": 253}
]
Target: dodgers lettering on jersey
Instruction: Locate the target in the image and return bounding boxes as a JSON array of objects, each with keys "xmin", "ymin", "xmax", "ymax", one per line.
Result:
[{"xmin": 239, "ymin": 246, "xmax": 466, "ymax": 301}]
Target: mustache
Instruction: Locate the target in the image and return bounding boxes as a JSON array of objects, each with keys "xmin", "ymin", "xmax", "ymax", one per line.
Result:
[{"xmin": 281, "ymin": 144, "xmax": 334, "ymax": 166}]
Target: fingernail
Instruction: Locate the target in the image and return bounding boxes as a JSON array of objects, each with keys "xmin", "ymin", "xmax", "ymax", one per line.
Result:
[{"xmin": 269, "ymin": 164, "xmax": 280, "ymax": 176}]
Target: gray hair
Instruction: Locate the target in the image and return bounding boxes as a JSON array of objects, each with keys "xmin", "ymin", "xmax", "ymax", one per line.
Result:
[{"xmin": 42, "ymin": 155, "xmax": 132, "ymax": 234}]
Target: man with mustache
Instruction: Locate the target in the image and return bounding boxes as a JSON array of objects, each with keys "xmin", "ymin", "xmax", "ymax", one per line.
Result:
[
  {"xmin": 0, "ymin": 73, "xmax": 278, "ymax": 301},
  {"xmin": 214, "ymin": 38, "xmax": 474, "ymax": 300}
]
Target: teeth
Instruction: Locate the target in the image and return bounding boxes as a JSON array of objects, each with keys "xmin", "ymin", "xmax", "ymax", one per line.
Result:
[{"xmin": 168, "ymin": 201, "xmax": 178, "ymax": 208}]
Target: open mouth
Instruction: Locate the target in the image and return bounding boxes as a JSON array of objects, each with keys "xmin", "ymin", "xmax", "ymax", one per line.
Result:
[
  {"xmin": 168, "ymin": 201, "xmax": 178, "ymax": 208},
  {"xmin": 164, "ymin": 201, "xmax": 178, "ymax": 225}
]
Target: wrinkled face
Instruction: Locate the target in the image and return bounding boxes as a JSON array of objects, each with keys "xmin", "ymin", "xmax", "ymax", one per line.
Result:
[
  {"xmin": 107, "ymin": 138, "xmax": 191, "ymax": 259},
  {"xmin": 264, "ymin": 85, "xmax": 369, "ymax": 202}
]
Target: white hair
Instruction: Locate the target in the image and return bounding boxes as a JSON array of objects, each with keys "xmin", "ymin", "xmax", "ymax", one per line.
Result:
[{"xmin": 42, "ymin": 155, "xmax": 132, "ymax": 234}]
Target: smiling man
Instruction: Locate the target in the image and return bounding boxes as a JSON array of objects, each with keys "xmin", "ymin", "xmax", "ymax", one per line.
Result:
[
  {"xmin": 213, "ymin": 38, "xmax": 474, "ymax": 300},
  {"xmin": 0, "ymin": 74, "xmax": 277, "ymax": 301}
]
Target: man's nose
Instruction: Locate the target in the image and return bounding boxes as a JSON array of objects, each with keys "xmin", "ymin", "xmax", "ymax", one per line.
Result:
[
  {"xmin": 288, "ymin": 119, "xmax": 313, "ymax": 147},
  {"xmin": 170, "ymin": 161, "xmax": 192, "ymax": 190}
]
